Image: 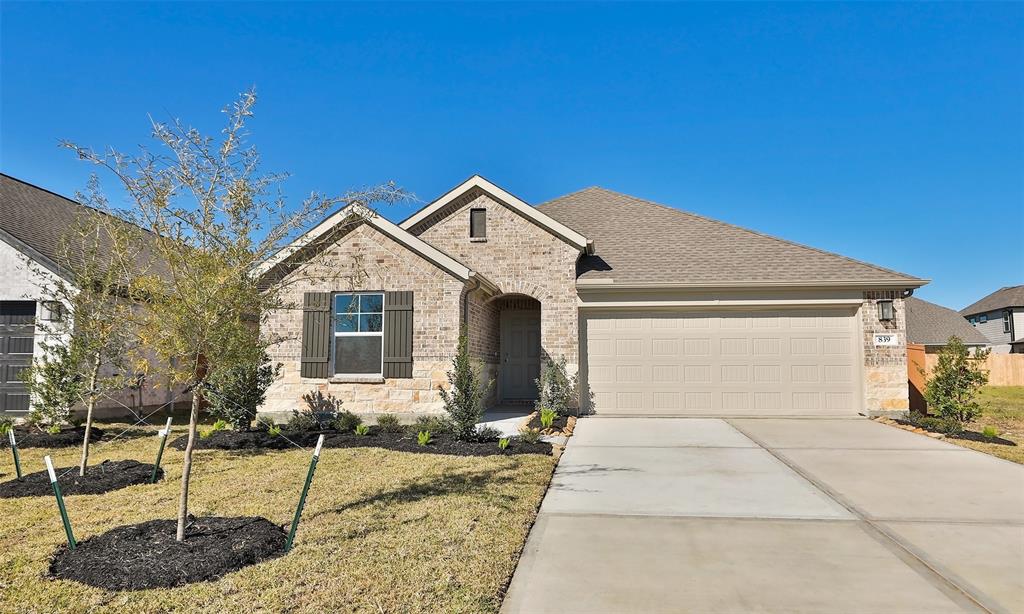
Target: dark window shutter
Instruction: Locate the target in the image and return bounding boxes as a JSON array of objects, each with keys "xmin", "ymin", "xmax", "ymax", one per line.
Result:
[
  {"xmin": 383, "ymin": 291, "xmax": 413, "ymax": 378},
  {"xmin": 300, "ymin": 292, "xmax": 332, "ymax": 378}
]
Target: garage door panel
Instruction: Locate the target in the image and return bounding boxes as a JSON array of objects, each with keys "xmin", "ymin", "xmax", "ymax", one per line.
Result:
[{"xmin": 582, "ymin": 309, "xmax": 860, "ymax": 416}]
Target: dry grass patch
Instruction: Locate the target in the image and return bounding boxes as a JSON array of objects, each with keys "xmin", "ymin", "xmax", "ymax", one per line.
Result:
[{"xmin": 0, "ymin": 424, "xmax": 554, "ymax": 613}]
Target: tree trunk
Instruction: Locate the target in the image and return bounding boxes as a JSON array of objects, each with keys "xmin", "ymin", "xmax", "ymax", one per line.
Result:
[
  {"xmin": 78, "ymin": 354, "xmax": 102, "ymax": 477},
  {"xmin": 176, "ymin": 387, "xmax": 202, "ymax": 541}
]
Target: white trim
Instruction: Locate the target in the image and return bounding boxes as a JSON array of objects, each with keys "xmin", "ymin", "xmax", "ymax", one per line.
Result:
[
  {"xmin": 577, "ymin": 279, "xmax": 928, "ymax": 290},
  {"xmin": 399, "ymin": 175, "xmax": 593, "ymax": 253},
  {"xmin": 577, "ymin": 298, "xmax": 864, "ymax": 309},
  {"xmin": 255, "ymin": 204, "xmax": 475, "ymax": 281},
  {"xmin": 332, "ymin": 291, "xmax": 384, "ymax": 378}
]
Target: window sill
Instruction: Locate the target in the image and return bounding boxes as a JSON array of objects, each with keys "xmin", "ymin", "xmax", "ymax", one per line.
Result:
[
  {"xmin": 469, "ymin": 237, "xmax": 487, "ymax": 243},
  {"xmin": 329, "ymin": 375, "xmax": 385, "ymax": 384}
]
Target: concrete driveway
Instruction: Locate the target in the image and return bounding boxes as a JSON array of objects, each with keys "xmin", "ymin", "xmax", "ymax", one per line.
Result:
[{"xmin": 502, "ymin": 417, "xmax": 1024, "ymax": 613}]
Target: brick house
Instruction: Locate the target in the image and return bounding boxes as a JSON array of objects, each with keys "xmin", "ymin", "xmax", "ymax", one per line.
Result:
[{"xmin": 257, "ymin": 176, "xmax": 927, "ymax": 420}]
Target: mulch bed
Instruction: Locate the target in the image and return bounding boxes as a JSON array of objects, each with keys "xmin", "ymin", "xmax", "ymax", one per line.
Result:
[
  {"xmin": 49, "ymin": 516, "xmax": 286, "ymax": 590},
  {"xmin": 0, "ymin": 459, "xmax": 161, "ymax": 499},
  {"xmin": 170, "ymin": 427, "xmax": 552, "ymax": 456},
  {"xmin": 1, "ymin": 426, "xmax": 105, "ymax": 449},
  {"xmin": 875, "ymin": 416, "xmax": 1017, "ymax": 447}
]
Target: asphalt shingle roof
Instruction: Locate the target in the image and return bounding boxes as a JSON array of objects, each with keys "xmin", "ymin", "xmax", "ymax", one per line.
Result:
[
  {"xmin": 960, "ymin": 285, "xmax": 1024, "ymax": 316},
  {"xmin": 1, "ymin": 173, "xmax": 165, "ymax": 280},
  {"xmin": 905, "ymin": 296, "xmax": 989, "ymax": 346},
  {"xmin": 537, "ymin": 187, "xmax": 925, "ymax": 286}
]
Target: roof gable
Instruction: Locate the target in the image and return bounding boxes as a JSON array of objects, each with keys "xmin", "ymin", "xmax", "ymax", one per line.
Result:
[
  {"xmin": 399, "ymin": 175, "xmax": 592, "ymax": 253},
  {"xmin": 905, "ymin": 296, "xmax": 989, "ymax": 346},
  {"xmin": 538, "ymin": 187, "xmax": 927, "ymax": 288},
  {"xmin": 960, "ymin": 285, "xmax": 1024, "ymax": 316},
  {"xmin": 256, "ymin": 204, "xmax": 496, "ymax": 292}
]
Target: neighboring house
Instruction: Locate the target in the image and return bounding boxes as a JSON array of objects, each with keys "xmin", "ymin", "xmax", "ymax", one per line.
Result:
[
  {"xmin": 905, "ymin": 296, "xmax": 989, "ymax": 350},
  {"xmin": 257, "ymin": 175, "xmax": 926, "ymax": 419},
  {"xmin": 960, "ymin": 285, "xmax": 1024, "ymax": 353},
  {"xmin": 0, "ymin": 173, "xmax": 181, "ymax": 416}
]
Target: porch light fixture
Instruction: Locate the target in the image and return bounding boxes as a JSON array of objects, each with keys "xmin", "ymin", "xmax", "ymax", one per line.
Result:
[{"xmin": 877, "ymin": 300, "xmax": 895, "ymax": 322}]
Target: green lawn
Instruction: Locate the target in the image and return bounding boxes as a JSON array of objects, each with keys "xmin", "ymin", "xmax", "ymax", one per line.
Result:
[
  {"xmin": 953, "ymin": 386, "xmax": 1024, "ymax": 464},
  {"xmin": 0, "ymin": 423, "xmax": 554, "ymax": 613}
]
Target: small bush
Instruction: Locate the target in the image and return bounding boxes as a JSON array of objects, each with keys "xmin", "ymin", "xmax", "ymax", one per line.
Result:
[
  {"xmin": 475, "ymin": 425, "xmax": 501, "ymax": 442},
  {"xmin": 354, "ymin": 423, "xmax": 370, "ymax": 436},
  {"xmin": 410, "ymin": 415, "xmax": 452, "ymax": 435},
  {"xmin": 909, "ymin": 413, "xmax": 960, "ymax": 435},
  {"xmin": 201, "ymin": 419, "xmax": 228, "ymax": 439},
  {"xmin": 267, "ymin": 424, "xmax": 282, "ymax": 437},
  {"xmin": 206, "ymin": 352, "xmax": 281, "ymax": 431},
  {"xmin": 535, "ymin": 355, "xmax": 578, "ymax": 416},
  {"xmin": 518, "ymin": 427, "xmax": 541, "ymax": 444},
  {"xmin": 333, "ymin": 410, "xmax": 362, "ymax": 433},
  {"xmin": 417, "ymin": 430, "xmax": 432, "ymax": 446},
  {"xmin": 292, "ymin": 389, "xmax": 344, "ymax": 431},
  {"xmin": 539, "ymin": 407, "xmax": 556, "ymax": 429},
  {"xmin": 498, "ymin": 437, "xmax": 510, "ymax": 450},
  {"xmin": 923, "ymin": 336, "xmax": 990, "ymax": 431},
  {"xmin": 982, "ymin": 425, "xmax": 999, "ymax": 440},
  {"xmin": 376, "ymin": 414, "xmax": 402, "ymax": 432},
  {"xmin": 438, "ymin": 330, "xmax": 491, "ymax": 441},
  {"xmin": 285, "ymin": 412, "xmax": 319, "ymax": 433},
  {"xmin": 0, "ymin": 416, "xmax": 12, "ymax": 435},
  {"xmin": 47, "ymin": 424, "xmax": 62, "ymax": 435}
]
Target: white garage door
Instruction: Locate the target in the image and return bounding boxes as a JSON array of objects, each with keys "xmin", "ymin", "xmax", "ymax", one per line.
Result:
[{"xmin": 581, "ymin": 309, "xmax": 861, "ymax": 416}]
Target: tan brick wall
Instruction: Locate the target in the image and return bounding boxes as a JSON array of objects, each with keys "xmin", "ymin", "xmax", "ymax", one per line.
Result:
[
  {"xmin": 260, "ymin": 223, "xmax": 466, "ymax": 418},
  {"xmin": 861, "ymin": 291, "xmax": 909, "ymax": 414},
  {"xmin": 416, "ymin": 192, "xmax": 581, "ymax": 372}
]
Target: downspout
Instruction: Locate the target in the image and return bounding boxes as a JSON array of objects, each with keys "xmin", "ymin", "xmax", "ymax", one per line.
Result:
[{"xmin": 462, "ymin": 275, "xmax": 480, "ymax": 330}]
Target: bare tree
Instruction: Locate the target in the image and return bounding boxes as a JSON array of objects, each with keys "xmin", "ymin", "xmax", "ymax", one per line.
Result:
[{"xmin": 64, "ymin": 89, "xmax": 408, "ymax": 540}]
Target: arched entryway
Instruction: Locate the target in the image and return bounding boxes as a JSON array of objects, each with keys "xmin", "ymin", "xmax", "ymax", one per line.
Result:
[{"xmin": 490, "ymin": 295, "xmax": 541, "ymax": 405}]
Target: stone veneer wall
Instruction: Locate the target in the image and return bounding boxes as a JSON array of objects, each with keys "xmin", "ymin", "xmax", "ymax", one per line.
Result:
[
  {"xmin": 260, "ymin": 223, "xmax": 466, "ymax": 418},
  {"xmin": 861, "ymin": 290, "xmax": 909, "ymax": 415},
  {"xmin": 415, "ymin": 192, "xmax": 581, "ymax": 372}
]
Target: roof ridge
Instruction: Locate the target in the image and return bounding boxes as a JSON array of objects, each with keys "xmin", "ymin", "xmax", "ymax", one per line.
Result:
[{"xmin": 557, "ymin": 186, "xmax": 923, "ymax": 283}]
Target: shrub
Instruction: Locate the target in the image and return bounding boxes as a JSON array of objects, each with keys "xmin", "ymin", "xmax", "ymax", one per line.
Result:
[
  {"xmin": 206, "ymin": 352, "xmax": 281, "ymax": 431},
  {"xmin": 539, "ymin": 407, "xmax": 557, "ymax": 429},
  {"xmin": 909, "ymin": 413, "xmax": 960, "ymax": 435},
  {"xmin": 417, "ymin": 430, "xmax": 432, "ymax": 446},
  {"xmin": 518, "ymin": 427, "xmax": 542, "ymax": 444},
  {"xmin": 982, "ymin": 425, "xmax": 999, "ymax": 440},
  {"xmin": 47, "ymin": 424, "xmax": 62, "ymax": 435},
  {"xmin": 535, "ymin": 356, "xmax": 578, "ymax": 416},
  {"xmin": 333, "ymin": 410, "xmax": 362, "ymax": 433},
  {"xmin": 923, "ymin": 337, "xmax": 990, "ymax": 431},
  {"xmin": 267, "ymin": 424, "xmax": 282, "ymax": 437},
  {"xmin": 0, "ymin": 416, "xmax": 12, "ymax": 435},
  {"xmin": 201, "ymin": 419, "xmax": 228, "ymax": 439},
  {"xmin": 354, "ymin": 423, "xmax": 370, "ymax": 436},
  {"xmin": 475, "ymin": 425, "xmax": 502, "ymax": 442},
  {"xmin": 376, "ymin": 414, "xmax": 402, "ymax": 433},
  {"xmin": 21, "ymin": 344, "xmax": 83, "ymax": 427},
  {"xmin": 438, "ymin": 330, "xmax": 491, "ymax": 441},
  {"xmin": 291, "ymin": 389, "xmax": 344, "ymax": 431},
  {"xmin": 410, "ymin": 415, "xmax": 452, "ymax": 435},
  {"xmin": 498, "ymin": 437, "xmax": 510, "ymax": 450}
]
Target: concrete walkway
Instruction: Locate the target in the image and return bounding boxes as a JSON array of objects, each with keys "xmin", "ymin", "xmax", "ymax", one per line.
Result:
[{"xmin": 502, "ymin": 417, "xmax": 1024, "ymax": 613}]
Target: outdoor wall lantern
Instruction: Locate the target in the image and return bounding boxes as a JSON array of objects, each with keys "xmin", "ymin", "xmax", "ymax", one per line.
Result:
[{"xmin": 877, "ymin": 299, "xmax": 895, "ymax": 322}]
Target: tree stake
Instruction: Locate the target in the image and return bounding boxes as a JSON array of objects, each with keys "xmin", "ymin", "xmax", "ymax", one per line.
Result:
[
  {"xmin": 150, "ymin": 416, "xmax": 173, "ymax": 483},
  {"xmin": 9, "ymin": 429, "xmax": 22, "ymax": 481},
  {"xmin": 285, "ymin": 434, "xmax": 324, "ymax": 552},
  {"xmin": 45, "ymin": 455, "xmax": 76, "ymax": 549}
]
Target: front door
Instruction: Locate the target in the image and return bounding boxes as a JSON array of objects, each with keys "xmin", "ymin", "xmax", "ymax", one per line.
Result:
[{"xmin": 500, "ymin": 310, "xmax": 541, "ymax": 401}]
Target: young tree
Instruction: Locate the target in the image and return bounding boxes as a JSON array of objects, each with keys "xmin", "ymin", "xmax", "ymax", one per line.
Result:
[
  {"xmin": 23, "ymin": 194, "xmax": 140, "ymax": 475},
  {"xmin": 438, "ymin": 329, "xmax": 491, "ymax": 440},
  {"xmin": 64, "ymin": 89, "xmax": 407, "ymax": 541},
  {"xmin": 923, "ymin": 336, "xmax": 991, "ymax": 431},
  {"xmin": 20, "ymin": 343, "xmax": 83, "ymax": 428},
  {"xmin": 534, "ymin": 355, "xmax": 579, "ymax": 416}
]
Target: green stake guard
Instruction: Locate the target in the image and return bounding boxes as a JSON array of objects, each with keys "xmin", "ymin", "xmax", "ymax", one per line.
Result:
[
  {"xmin": 150, "ymin": 416, "xmax": 173, "ymax": 483},
  {"xmin": 9, "ymin": 429, "xmax": 22, "ymax": 481},
  {"xmin": 45, "ymin": 455, "xmax": 76, "ymax": 549},
  {"xmin": 285, "ymin": 434, "xmax": 324, "ymax": 552}
]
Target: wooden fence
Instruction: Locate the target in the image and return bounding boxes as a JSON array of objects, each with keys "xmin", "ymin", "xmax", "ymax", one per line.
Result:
[{"xmin": 908, "ymin": 344, "xmax": 1024, "ymax": 411}]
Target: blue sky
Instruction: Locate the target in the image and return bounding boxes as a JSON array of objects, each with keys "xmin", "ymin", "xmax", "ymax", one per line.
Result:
[{"xmin": 2, "ymin": 2, "xmax": 1021, "ymax": 309}]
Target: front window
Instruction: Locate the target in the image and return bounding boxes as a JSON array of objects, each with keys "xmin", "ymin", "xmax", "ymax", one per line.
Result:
[
  {"xmin": 979, "ymin": 314, "xmax": 988, "ymax": 324},
  {"xmin": 334, "ymin": 292, "xmax": 384, "ymax": 375},
  {"xmin": 470, "ymin": 208, "xmax": 487, "ymax": 238},
  {"xmin": 1004, "ymin": 310, "xmax": 1012, "ymax": 333}
]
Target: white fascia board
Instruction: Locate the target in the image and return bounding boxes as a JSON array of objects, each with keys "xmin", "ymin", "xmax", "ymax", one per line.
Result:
[
  {"xmin": 255, "ymin": 204, "xmax": 473, "ymax": 282},
  {"xmin": 576, "ymin": 279, "xmax": 929, "ymax": 290},
  {"xmin": 399, "ymin": 175, "xmax": 592, "ymax": 253},
  {"xmin": 577, "ymin": 298, "xmax": 864, "ymax": 309}
]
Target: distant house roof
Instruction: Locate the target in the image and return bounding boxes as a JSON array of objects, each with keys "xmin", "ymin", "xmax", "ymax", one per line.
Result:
[
  {"xmin": 960, "ymin": 285, "xmax": 1024, "ymax": 316},
  {"xmin": 906, "ymin": 296, "xmax": 989, "ymax": 346},
  {"xmin": 537, "ymin": 187, "xmax": 927, "ymax": 288},
  {"xmin": 0, "ymin": 173, "xmax": 165, "ymax": 281}
]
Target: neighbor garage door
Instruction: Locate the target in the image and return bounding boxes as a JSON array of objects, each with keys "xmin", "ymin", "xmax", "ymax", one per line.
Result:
[
  {"xmin": 0, "ymin": 301, "xmax": 36, "ymax": 414},
  {"xmin": 581, "ymin": 309, "xmax": 860, "ymax": 416}
]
